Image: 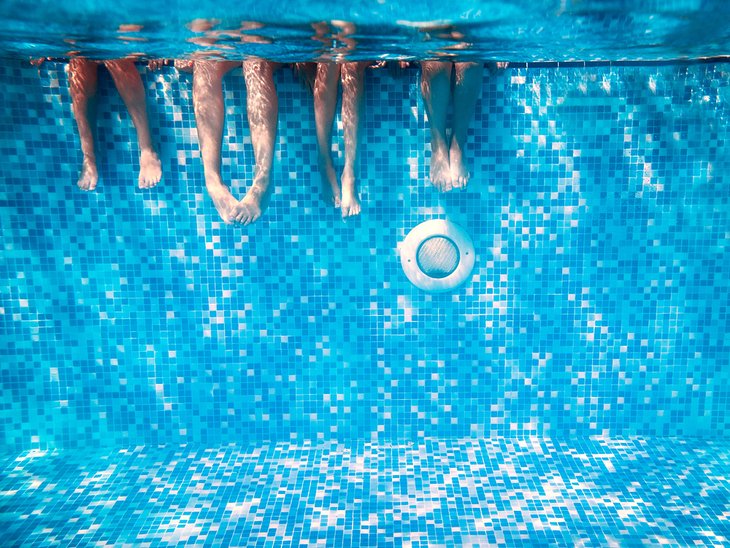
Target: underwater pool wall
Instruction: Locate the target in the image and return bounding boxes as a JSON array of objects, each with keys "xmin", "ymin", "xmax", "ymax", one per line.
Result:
[{"xmin": 1, "ymin": 60, "xmax": 729, "ymax": 452}]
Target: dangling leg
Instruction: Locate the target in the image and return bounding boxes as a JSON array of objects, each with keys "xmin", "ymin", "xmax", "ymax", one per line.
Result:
[
  {"xmin": 104, "ymin": 59, "xmax": 162, "ymax": 189},
  {"xmin": 340, "ymin": 61, "xmax": 367, "ymax": 218},
  {"xmin": 69, "ymin": 58, "xmax": 99, "ymax": 191},
  {"xmin": 420, "ymin": 61, "xmax": 453, "ymax": 192},
  {"xmin": 192, "ymin": 60, "xmax": 239, "ymax": 223},
  {"xmin": 450, "ymin": 62, "xmax": 483, "ymax": 189},
  {"xmin": 230, "ymin": 59, "xmax": 279, "ymax": 226},
  {"xmin": 313, "ymin": 62, "xmax": 342, "ymax": 207}
]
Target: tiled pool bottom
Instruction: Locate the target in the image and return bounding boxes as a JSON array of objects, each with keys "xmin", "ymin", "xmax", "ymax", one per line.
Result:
[{"xmin": 1, "ymin": 438, "xmax": 728, "ymax": 547}]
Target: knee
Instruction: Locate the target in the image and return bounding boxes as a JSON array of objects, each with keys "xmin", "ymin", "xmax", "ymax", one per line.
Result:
[
  {"xmin": 193, "ymin": 64, "xmax": 222, "ymax": 94},
  {"xmin": 421, "ymin": 61, "xmax": 451, "ymax": 79},
  {"xmin": 245, "ymin": 59, "xmax": 275, "ymax": 83},
  {"xmin": 342, "ymin": 62, "xmax": 366, "ymax": 82},
  {"xmin": 104, "ymin": 59, "xmax": 137, "ymax": 80}
]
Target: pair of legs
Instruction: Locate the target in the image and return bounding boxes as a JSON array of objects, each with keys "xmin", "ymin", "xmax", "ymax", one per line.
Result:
[
  {"xmin": 420, "ymin": 61, "xmax": 483, "ymax": 192},
  {"xmin": 192, "ymin": 59, "xmax": 278, "ymax": 225},
  {"xmin": 69, "ymin": 58, "xmax": 162, "ymax": 191},
  {"xmin": 313, "ymin": 61, "xmax": 367, "ymax": 218}
]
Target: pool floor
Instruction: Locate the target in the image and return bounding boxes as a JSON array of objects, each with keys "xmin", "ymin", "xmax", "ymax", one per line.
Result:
[{"xmin": 1, "ymin": 438, "xmax": 728, "ymax": 546}]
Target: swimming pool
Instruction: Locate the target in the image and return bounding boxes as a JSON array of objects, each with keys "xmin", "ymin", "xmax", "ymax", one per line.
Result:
[{"xmin": 1, "ymin": 5, "xmax": 729, "ymax": 546}]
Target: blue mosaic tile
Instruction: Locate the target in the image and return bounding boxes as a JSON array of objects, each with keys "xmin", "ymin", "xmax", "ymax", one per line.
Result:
[
  {"xmin": 0, "ymin": 438, "xmax": 728, "ymax": 546},
  {"xmin": 0, "ymin": 59, "xmax": 729, "ymax": 451}
]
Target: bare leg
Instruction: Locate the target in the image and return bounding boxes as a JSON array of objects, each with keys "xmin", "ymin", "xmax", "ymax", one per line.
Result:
[
  {"xmin": 451, "ymin": 62, "xmax": 483, "ymax": 189},
  {"xmin": 192, "ymin": 60, "xmax": 239, "ymax": 223},
  {"xmin": 104, "ymin": 59, "xmax": 162, "ymax": 189},
  {"xmin": 69, "ymin": 58, "xmax": 99, "ymax": 191},
  {"xmin": 420, "ymin": 61, "xmax": 453, "ymax": 192},
  {"xmin": 340, "ymin": 61, "xmax": 367, "ymax": 218},
  {"xmin": 230, "ymin": 59, "xmax": 279, "ymax": 226},
  {"xmin": 313, "ymin": 62, "xmax": 342, "ymax": 207}
]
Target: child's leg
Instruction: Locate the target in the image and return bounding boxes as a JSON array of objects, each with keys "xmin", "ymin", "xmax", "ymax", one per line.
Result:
[
  {"xmin": 313, "ymin": 62, "xmax": 342, "ymax": 206},
  {"xmin": 340, "ymin": 61, "xmax": 367, "ymax": 218},
  {"xmin": 192, "ymin": 60, "xmax": 239, "ymax": 222},
  {"xmin": 229, "ymin": 59, "xmax": 279, "ymax": 226},
  {"xmin": 420, "ymin": 61, "xmax": 453, "ymax": 192},
  {"xmin": 104, "ymin": 59, "xmax": 162, "ymax": 188},
  {"xmin": 69, "ymin": 58, "xmax": 99, "ymax": 191},
  {"xmin": 451, "ymin": 62, "xmax": 483, "ymax": 189}
]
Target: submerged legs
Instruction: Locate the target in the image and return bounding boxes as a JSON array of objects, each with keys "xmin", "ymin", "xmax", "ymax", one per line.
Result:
[
  {"xmin": 421, "ymin": 60, "xmax": 452, "ymax": 192},
  {"xmin": 193, "ymin": 59, "xmax": 279, "ymax": 226},
  {"xmin": 420, "ymin": 60, "xmax": 484, "ymax": 192},
  {"xmin": 313, "ymin": 61, "xmax": 366, "ymax": 218},
  {"xmin": 69, "ymin": 58, "xmax": 162, "ymax": 191}
]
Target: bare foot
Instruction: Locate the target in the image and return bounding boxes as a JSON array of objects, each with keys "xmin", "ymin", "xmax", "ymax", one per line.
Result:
[
  {"xmin": 230, "ymin": 175, "xmax": 271, "ymax": 226},
  {"xmin": 205, "ymin": 177, "xmax": 238, "ymax": 223},
  {"xmin": 318, "ymin": 156, "xmax": 341, "ymax": 207},
  {"xmin": 429, "ymin": 144, "xmax": 452, "ymax": 192},
  {"xmin": 340, "ymin": 171, "xmax": 361, "ymax": 218},
  {"xmin": 449, "ymin": 141, "xmax": 470, "ymax": 189},
  {"xmin": 138, "ymin": 149, "xmax": 162, "ymax": 189},
  {"xmin": 77, "ymin": 157, "xmax": 99, "ymax": 191}
]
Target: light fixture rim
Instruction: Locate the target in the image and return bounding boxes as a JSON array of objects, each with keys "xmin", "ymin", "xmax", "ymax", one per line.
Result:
[{"xmin": 400, "ymin": 219, "xmax": 475, "ymax": 292}]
